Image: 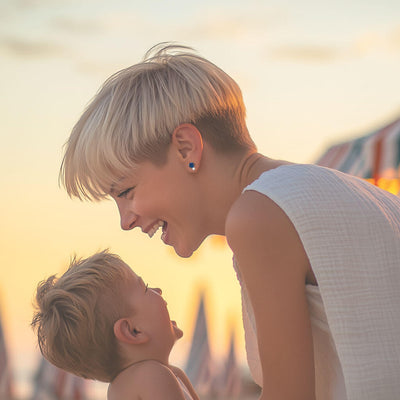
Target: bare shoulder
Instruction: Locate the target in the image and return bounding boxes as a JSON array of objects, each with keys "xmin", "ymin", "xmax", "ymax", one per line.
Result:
[
  {"xmin": 226, "ymin": 189, "xmax": 305, "ymax": 263},
  {"xmin": 227, "ymin": 188, "xmax": 316, "ymax": 284},
  {"xmin": 169, "ymin": 365, "xmax": 185, "ymax": 379},
  {"xmin": 226, "ymin": 190, "xmax": 316, "ymax": 398},
  {"xmin": 108, "ymin": 360, "xmax": 188, "ymax": 400},
  {"xmin": 170, "ymin": 365, "xmax": 199, "ymax": 400},
  {"xmin": 226, "ymin": 189, "xmax": 282, "ymax": 236}
]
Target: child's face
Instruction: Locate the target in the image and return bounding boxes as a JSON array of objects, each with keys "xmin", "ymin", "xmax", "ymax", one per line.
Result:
[{"xmin": 125, "ymin": 269, "xmax": 183, "ymax": 347}]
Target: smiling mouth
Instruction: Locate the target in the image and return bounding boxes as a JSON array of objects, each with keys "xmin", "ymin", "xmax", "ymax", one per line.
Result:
[{"xmin": 147, "ymin": 220, "xmax": 165, "ymax": 238}]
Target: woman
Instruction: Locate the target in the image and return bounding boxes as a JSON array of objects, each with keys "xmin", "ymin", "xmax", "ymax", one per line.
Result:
[{"xmin": 60, "ymin": 43, "xmax": 400, "ymax": 400}]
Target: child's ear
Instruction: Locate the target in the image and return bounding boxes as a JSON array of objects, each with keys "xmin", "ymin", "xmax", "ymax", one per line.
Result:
[{"xmin": 113, "ymin": 318, "xmax": 149, "ymax": 345}]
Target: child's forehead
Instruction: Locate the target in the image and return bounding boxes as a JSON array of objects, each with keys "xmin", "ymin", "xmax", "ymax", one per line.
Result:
[
  {"xmin": 124, "ymin": 265, "xmax": 138, "ymax": 279},
  {"xmin": 122, "ymin": 266, "xmax": 143, "ymax": 285},
  {"xmin": 120, "ymin": 270, "xmax": 147, "ymax": 300}
]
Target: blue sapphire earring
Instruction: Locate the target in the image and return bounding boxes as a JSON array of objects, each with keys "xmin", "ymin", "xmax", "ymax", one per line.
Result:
[{"xmin": 189, "ymin": 162, "xmax": 196, "ymax": 171}]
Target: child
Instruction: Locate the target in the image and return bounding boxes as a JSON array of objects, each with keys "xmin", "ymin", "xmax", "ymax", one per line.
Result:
[{"xmin": 31, "ymin": 250, "xmax": 199, "ymax": 400}]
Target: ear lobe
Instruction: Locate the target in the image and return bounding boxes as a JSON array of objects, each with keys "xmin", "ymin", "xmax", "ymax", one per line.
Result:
[
  {"xmin": 114, "ymin": 318, "xmax": 149, "ymax": 345},
  {"xmin": 172, "ymin": 123, "xmax": 203, "ymax": 164}
]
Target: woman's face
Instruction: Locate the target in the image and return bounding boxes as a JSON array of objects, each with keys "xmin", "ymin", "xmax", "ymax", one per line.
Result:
[{"xmin": 109, "ymin": 149, "xmax": 208, "ymax": 257}]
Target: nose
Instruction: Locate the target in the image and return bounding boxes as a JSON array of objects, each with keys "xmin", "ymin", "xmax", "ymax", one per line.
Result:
[
  {"xmin": 116, "ymin": 201, "xmax": 137, "ymax": 231},
  {"xmin": 121, "ymin": 213, "xmax": 137, "ymax": 230},
  {"xmin": 151, "ymin": 287, "xmax": 162, "ymax": 295}
]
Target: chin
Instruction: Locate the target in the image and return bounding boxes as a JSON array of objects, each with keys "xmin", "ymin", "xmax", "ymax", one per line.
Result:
[
  {"xmin": 173, "ymin": 243, "xmax": 194, "ymax": 258},
  {"xmin": 173, "ymin": 237, "xmax": 206, "ymax": 258},
  {"xmin": 174, "ymin": 328, "xmax": 184, "ymax": 340},
  {"xmin": 171, "ymin": 321, "xmax": 184, "ymax": 340},
  {"xmin": 174, "ymin": 248, "xmax": 193, "ymax": 258}
]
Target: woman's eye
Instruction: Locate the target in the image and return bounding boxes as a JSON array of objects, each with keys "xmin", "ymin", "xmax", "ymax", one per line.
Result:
[{"xmin": 117, "ymin": 187, "xmax": 134, "ymax": 198}]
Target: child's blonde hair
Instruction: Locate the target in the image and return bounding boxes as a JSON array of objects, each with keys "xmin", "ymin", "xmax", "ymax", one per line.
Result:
[
  {"xmin": 60, "ymin": 42, "xmax": 255, "ymax": 201},
  {"xmin": 31, "ymin": 250, "xmax": 133, "ymax": 382}
]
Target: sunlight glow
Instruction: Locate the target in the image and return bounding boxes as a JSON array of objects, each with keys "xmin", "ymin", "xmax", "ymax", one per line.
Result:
[{"xmin": 367, "ymin": 178, "xmax": 400, "ymax": 195}]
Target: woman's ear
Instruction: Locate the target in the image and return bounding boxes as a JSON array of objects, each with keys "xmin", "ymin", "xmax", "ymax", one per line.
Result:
[
  {"xmin": 171, "ymin": 123, "xmax": 203, "ymax": 170},
  {"xmin": 114, "ymin": 318, "xmax": 149, "ymax": 345}
]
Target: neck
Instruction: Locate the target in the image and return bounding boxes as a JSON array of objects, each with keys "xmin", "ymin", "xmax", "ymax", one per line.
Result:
[
  {"xmin": 235, "ymin": 152, "xmax": 265, "ymax": 190},
  {"xmin": 115, "ymin": 344, "xmax": 171, "ymax": 379},
  {"xmin": 234, "ymin": 151, "xmax": 292, "ymax": 190},
  {"xmin": 197, "ymin": 147, "xmax": 289, "ymax": 236},
  {"xmin": 112, "ymin": 357, "xmax": 171, "ymax": 383},
  {"xmin": 198, "ymin": 150, "xmax": 262, "ymax": 234}
]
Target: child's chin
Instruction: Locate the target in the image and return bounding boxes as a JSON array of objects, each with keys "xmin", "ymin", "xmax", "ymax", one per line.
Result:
[
  {"xmin": 175, "ymin": 327, "xmax": 184, "ymax": 339},
  {"xmin": 172, "ymin": 323, "xmax": 184, "ymax": 339}
]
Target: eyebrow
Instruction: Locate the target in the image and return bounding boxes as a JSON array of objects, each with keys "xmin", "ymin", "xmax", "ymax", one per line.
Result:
[
  {"xmin": 109, "ymin": 176, "xmax": 127, "ymax": 194},
  {"xmin": 109, "ymin": 182, "xmax": 123, "ymax": 195}
]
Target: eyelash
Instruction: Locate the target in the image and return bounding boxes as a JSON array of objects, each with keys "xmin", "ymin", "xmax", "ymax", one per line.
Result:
[
  {"xmin": 117, "ymin": 187, "xmax": 134, "ymax": 198},
  {"xmin": 145, "ymin": 283, "xmax": 149, "ymax": 292}
]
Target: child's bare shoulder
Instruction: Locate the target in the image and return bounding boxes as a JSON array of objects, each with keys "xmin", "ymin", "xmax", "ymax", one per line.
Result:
[
  {"xmin": 169, "ymin": 365, "xmax": 200, "ymax": 400},
  {"xmin": 108, "ymin": 360, "xmax": 182, "ymax": 400},
  {"xmin": 169, "ymin": 365, "xmax": 189, "ymax": 382}
]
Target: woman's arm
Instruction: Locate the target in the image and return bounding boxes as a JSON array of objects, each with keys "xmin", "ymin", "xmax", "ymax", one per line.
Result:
[{"xmin": 226, "ymin": 190, "xmax": 315, "ymax": 400}]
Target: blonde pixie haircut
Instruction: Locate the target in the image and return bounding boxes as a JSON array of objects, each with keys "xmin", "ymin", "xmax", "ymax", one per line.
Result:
[
  {"xmin": 31, "ymin": 250, "xmax": 134, "ymax": 382},
  {"xmin": 60, "ymin": 42, "xmax": 256, "ymax": 201}
]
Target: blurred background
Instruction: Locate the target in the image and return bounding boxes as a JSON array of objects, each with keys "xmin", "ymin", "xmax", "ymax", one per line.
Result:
[{"xmin": 1, "ymin": 0, "xmax": 399, "ymax": 398}]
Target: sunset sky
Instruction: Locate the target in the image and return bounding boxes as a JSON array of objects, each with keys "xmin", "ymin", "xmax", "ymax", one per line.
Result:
[{"xmin": 1, "ymin": 0, "xmax": 400, "ymax": 397}]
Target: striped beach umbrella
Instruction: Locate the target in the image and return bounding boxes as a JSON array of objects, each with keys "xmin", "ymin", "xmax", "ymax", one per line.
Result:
[
  {"xmin": 316, "ymin": 115, "xmax": 400, "ymax": 194},
  {"xmin": 211, "ymin": 329, "xmax": 242, "ymax": 398},
  {"xmin": 0, "ymin": 310, "xmax": 13, "ymax": 400},
  {"xmin": 184, "ymin": 292, "xmax": 215, "ymax": 396}
]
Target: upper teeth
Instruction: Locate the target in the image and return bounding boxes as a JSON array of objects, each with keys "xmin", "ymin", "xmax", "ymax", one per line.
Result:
[{"xmin": 148, "ymin": 220, "xmax": 165, "ymax": 238}]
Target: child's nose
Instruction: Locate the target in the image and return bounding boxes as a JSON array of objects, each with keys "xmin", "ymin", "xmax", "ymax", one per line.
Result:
[{"xmin": 152, "ymin": 287, "xmax": 162, "ymax": 295}]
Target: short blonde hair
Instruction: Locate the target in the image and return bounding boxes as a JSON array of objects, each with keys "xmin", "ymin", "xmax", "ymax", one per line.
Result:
[
  {"xmin": 60, "ymin": 42, "xmax": 255, "ymax": 201},
  {"xmin": 31, "ymin": 250, "xmax": 134, "ymax": 382}
]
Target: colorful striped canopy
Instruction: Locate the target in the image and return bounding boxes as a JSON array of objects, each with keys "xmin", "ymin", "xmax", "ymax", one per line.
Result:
[{"xmin": 316, "ymin": 115, "xmax": 400, "ymax": 194}]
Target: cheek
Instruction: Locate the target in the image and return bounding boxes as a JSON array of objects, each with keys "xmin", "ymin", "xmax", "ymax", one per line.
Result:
[
  {"xmin": 114, "ymin": 197, "xmax": 138, "ymax": 216},
  {"xmin": 125, "ymin": 193, "xmax": 153, "ymax": 216},
  {"xmin": 150, "ymin": 298, "xmax": 169, "ymax": 319},
  {"xmin": 139, "ymin": 201, "xmax": 164, "ymax": 220}
]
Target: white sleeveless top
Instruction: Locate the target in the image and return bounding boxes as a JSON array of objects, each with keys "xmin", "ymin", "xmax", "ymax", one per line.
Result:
[{"xmin": 235, "ymin": 164, "xmax": 400, "ymax": 400}]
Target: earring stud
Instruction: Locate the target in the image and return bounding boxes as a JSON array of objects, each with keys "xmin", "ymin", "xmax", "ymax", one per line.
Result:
[{"xmin": 189, "ymin": 162, "xmax": 195, "ymax": 171}]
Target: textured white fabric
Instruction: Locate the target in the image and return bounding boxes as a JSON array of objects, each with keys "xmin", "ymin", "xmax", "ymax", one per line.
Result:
[
  {"xmin": 234, "ymin": 164, "xmax": 400, "ymax": 400},
  {"xmin": 306, "ymin": 284, "xmax": 347, "ymax": 400}
]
